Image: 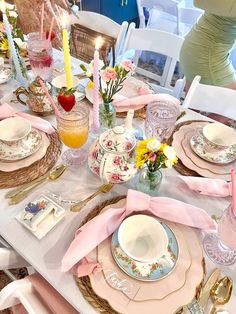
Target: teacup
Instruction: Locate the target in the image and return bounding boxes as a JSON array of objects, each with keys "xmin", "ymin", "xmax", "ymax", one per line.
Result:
[
  {"xmin": 0, "ymin": 117, "xmax": 31, "ymax": 147},
  {"xmin": 118, "ymin": 214, "xmax": 168, "ymax": 263},
  {"xmin": 202, "ymin": 123, "xmax": 236, "ymax": 153},
  {"xmin": 51, "ymin": 74, "xmax": 80, "ymax": 94}
]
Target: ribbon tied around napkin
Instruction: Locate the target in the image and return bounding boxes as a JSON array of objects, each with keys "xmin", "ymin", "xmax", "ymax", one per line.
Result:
[
  {"xmin": 61, "ymin": 189, "xmax": 216, "ymax": 276},
  {"xmin": 0, "ymin": 103, "xmax": 54, "ymax": 134}
]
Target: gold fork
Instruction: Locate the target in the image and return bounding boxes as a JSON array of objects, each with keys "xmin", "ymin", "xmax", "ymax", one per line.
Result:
[{"xmin": 70, "ymin": 183, "xmax": 114, "ymax": 212}]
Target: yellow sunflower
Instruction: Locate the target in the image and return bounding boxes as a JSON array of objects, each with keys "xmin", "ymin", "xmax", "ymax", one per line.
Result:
[{"xmin": 0, "ymin": 37, "xmax": 9, "ymax": 51}]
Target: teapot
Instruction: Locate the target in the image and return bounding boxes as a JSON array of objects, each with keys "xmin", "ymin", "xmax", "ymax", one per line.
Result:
[
  {"xmin": 14, "ymin": 76, "xmax": 53, "ymax": 116},
  {"xmin": 88, "ymin": 126, "xmax": 137, "ymax": 183}
]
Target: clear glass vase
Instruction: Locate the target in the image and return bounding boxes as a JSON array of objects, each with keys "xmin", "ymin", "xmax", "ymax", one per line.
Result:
[
  {"xmin": 99, "ymin": 102, "xmax": 116, "ymax": 130},
  {"xmin": 136, "ymin": 168, "xmax": 162, "ymax": 196}
]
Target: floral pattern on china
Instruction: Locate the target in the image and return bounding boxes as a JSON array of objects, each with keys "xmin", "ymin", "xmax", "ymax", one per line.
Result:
[
  {"xmin": 111, "ymin": 220, "xmax": 179, "ymax": 281},
  {"xmin": 0, "ymin": 128, "xmax": 42, "ymax": 161},
  {"xmin": 88, "ymin": 126, "xmax": 137, "ymax": 183},
  {"xmin": 190, "ymin": 129, "xmax": 236, "ymax": 164}
]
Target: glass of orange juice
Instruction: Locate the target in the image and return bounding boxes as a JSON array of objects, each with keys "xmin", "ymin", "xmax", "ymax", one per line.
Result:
[{"xmin": 56, "ymin": 103, "xmax": 89, "ymax": 165}]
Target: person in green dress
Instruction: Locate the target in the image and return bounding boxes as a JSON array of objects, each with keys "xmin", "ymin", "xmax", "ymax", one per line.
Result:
[{"xmin": 180, "ymin": 0, "xmax": 236, "ymax": 91}]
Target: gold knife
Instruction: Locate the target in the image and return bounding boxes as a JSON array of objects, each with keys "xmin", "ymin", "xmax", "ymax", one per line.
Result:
[{"xmin": 198, "ymin": 268, "xmax": 220, "ymax": 308}]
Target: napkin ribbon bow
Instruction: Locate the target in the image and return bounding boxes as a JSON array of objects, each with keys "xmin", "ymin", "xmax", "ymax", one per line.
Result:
[{"xmin": 61, "ymin": 189, "xmax": 216, "ymax": 276}]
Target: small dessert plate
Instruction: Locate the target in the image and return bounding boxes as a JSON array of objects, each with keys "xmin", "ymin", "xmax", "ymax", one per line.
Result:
[
  {"xmin": 0, "ymin": 68, "xmax": 12, "ymax": 84},
  {"xmin": 190, "ymin": 129, "xmax": 236, "ymax": 164},
  {"xmin": 16, "ymin": 194, "xmax": 66, "ymax": 239},
  {"xmin": 111, "ymin": 220, "xmax": 179, "ymax": 281},
  {"xmin": 0, "ymin": 128, "xmax": 42, "ymax": 161}
]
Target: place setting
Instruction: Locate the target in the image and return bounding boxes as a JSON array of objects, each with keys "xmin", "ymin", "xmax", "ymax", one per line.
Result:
[
  {"xmin": 171, "ymin": 120, "xmax": 236, "ymax": 181},
  {"xmin": 0, "ymin": 1, "xmax": 236, "ymax": 314}
]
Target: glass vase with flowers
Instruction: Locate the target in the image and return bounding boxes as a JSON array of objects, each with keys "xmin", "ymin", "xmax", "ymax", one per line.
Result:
[
  {"xmin": 81, "ymin": 59, "xmax": 136, "ymax": 130},
  {"xmin": 135, "ymin": 138, "xmax": 178, "ymax": 196}
]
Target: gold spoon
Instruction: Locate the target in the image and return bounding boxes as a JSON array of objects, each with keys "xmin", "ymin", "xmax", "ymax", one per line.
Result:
[
  {"xmin": 8, "ymin": 164, "xmax": 68, "ymax": 205},
  {"xmin": 209, "ymin": 276, "xmax": 233, "ymax": 314},
  {"xmin": 5, "ymin": 164, "xmax": 68, "ymax": 199}
]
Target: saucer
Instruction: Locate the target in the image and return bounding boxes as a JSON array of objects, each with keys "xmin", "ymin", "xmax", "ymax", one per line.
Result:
[
  {"xmin": 0, "ymin": 128, "xmax": 42, "ymax": 161},
  {"xmin": 0, "ymin": 132, "xmax": 50, "ymax": 172},
  {"xmin": 190, "ymin": 129, "xmax": 236, "ymax": 164},
  {"xmin": 111, "ymin": 220, "xmax": 179, "ymax": 282},
  {"xmin": 0, "ymin": 68, "xmax": 12, "ymax": 84}
]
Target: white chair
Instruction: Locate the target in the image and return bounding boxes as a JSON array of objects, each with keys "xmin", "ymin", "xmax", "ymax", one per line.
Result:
[
  {"xmin": 122, "ymin": 26, "xmax": 185, "ymax": 99},
  {"xmin": 177, "ymin": 3, "xmax": 203, "ymax": 36},
  {"xmin": 70, "ymin": 11, "xmax": 128, "ymax": 64},
  {"xmin": 137, "ymin": 0, "xmax": 179, "ymax": 33},
  {"xmin": 182, "ymin": 75, "xmax": 236, "ymax": 120},
  {"xmin": 0, "ymin": 277, "xmax": 50, "ymax": 314}
]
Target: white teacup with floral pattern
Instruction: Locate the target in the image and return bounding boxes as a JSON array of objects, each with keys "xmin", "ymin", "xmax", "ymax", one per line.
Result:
[
  {"xmin": 202, "ymin": 122, "xmax": 236, "ymax": 153},
  {"xmin": 0, "ymin": 117, "xmax": 31, "ymax": 147}
]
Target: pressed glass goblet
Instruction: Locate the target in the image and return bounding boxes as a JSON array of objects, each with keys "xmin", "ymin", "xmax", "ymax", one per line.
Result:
[
  {"xmin": 145, "ymin": 101, "xmax": 180, "ymax": 141},
  {"xmin": 203, "ymin": 204, "xmax": 236, "ymax": 265},
  {"xmin": 56, "ymin": 104, "xmax": 89, "ymax": 165}
]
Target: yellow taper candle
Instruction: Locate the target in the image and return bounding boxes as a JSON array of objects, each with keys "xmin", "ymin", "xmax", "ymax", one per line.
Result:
[{"xmin": 62, "ymin": 26, "xmax": 72, "ymax": 89}]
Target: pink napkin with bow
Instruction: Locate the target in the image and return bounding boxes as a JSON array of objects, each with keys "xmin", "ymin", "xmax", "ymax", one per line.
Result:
[
  {"xmin": 0, "ymin": 103, "xmax": 54, "ymax": 134},
  {"xmin": 61, "ymin": 189, "xmax": 216, "ymax": 276},
  {"xmin": 113, "ymin": 92, "xmax": 181, "ymax": 112},
  {"xmin": 179, "ymin": 176, "xmax": 233, "ymax": 197}
]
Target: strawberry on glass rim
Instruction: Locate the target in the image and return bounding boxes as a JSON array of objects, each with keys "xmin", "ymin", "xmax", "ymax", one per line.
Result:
[
  {"xmin": 46, "ymin": 31, "xmax": 56, "ymax": 41},
  {"xmin": 57, "ymin": 87, "xmax": 76, "ymax": 112}
]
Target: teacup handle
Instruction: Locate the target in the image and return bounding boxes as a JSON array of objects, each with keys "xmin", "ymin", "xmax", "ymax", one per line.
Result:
[{"xmin": 14, "ymin": 87, "xmax": 29, "ymax": 106}]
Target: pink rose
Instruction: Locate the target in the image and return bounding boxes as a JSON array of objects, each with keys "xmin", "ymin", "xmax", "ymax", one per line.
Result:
[
  {"xmin": 0, "ymin": 23, "xmax": 12, "ymax": 33},
  {"xmin": 107, "ymin": 140, "xmax": 113, "ymax": 147},
  {"xmin": 92, "ymin": 150, "xmax": 98, "ymax": 159},
  {"xmin": 113, "ymin": 156, "xmax": 122, "ymax": 165},
  {"xmin": 120, "ymin": 60, "xmax": 136, "ymax": 73},
  {"xmin": 101, "ymin": 67, "xmax": 117, "ymax": 81},
  {"xmin": 110, "ymin": 173, "xmax": 121, "ymax": 181},
  {"xmin": 148, "ymin": 152, "xmax": 156, "ymax": 162},
  {"xmin": 93, "ymin": 166, "xmax": 100, "ymax": 175},
  {"xmin": 124, "ymin": 142, "xmax": 133, "ymax": 151}
]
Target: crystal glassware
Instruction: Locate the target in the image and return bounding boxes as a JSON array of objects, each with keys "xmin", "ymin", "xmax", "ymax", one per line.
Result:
[
  {"xmin": 27, "ymin": 32, "xmax": 53, "ymax": 82},
  {"xmin": 203, "ymin": 204, "xmax": 236, "ymax": 265},
  {"xmin": 56, "ymin": 104, "xmax": 89, "ymax": 165},
  {"xmin": 145, "ymin": 101, "xmax": 180, "ymax": 141}
]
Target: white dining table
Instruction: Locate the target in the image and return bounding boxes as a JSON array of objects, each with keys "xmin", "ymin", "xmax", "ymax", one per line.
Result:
[{"xmin": 0, "ymin": 50, "xmax": 235, "ymax": 314}]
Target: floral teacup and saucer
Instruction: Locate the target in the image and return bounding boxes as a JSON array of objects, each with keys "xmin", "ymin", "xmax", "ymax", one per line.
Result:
[{"xmin": 0, "ymin": 117, "xmax": 42, "ymax": 161}]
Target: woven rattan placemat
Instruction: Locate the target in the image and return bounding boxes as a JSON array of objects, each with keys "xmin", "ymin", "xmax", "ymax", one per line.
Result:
[
  {"xmin": 75, "ymin": 196, "xmax": 205, "ymax": 314},
  {"xmin": 0, "ymin": 131, "xmax": 62, "ymax": 189},
  {"xmin": 167, "ymin": 120, "xmax": 207, "ymax": 177}
]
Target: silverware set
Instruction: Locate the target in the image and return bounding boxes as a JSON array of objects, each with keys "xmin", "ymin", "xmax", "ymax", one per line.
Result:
[
  {"xmin": 187, "ymin": 269, "xmax": 233, "ymax": 314},
  {"xmin": 5, "ymin": 164, "xmax": 68, "ymax": 204}
]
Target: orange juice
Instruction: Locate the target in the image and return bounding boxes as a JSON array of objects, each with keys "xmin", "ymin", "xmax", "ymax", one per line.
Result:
[{"xmin": 59, "ymin": 127, "xmax": 88, "ymax": 148}]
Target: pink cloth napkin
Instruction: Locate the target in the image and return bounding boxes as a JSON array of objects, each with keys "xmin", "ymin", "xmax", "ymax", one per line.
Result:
[
  {"xmin": 0, "ymin": 103, "xmax": 55, "ymax": 134},
  {"xmin": 12, "ymin": 273, "xmax": 79, "ymax": 314},
  {"xmin": 113, "ymin": 93, "xmax": 181, "ymax": 112},
  {"xmin": 179, "ymin": 176, "xmax": 233, "ymax": 197},
  {"xmin": 61, "ymin": 189, "xmax": 216, "ymax": 276}
]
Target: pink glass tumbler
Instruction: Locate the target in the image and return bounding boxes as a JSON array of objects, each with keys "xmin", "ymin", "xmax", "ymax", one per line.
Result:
[
  {"xmin": 27, "ymin": 32, "xmax": 53, "ymax": 82},
  {"xmin": 203, "ymin": 204, "xmax": 236, "ymax": 265}
]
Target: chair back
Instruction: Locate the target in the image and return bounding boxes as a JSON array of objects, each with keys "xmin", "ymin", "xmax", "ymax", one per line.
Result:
[
  {"xmin": 182, "ymin": 76, "xmax": 236, "ymax": 120},
  {"xmin": 177, "ymin": 5, "xmax": 203, "ymax": 36},
  {"xmin": 70, "ymin": 11, "xmax": 128, "ymax": 64},
  {"xmin": 122, "ymin": 27, "xmax": 184, "ymax": 88}
]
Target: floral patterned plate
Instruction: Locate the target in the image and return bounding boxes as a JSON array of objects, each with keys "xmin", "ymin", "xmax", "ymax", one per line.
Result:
[
  {"xmin": 0, "ymin": 128, "xmax": 42, "ymax": 161},
  {"xmin": 190, "ymin": 129, "xmax": 236, "ymax": 164},
  {"xmin": 111, "ymin": 220, "xmax": 179, "ymax": 282}
]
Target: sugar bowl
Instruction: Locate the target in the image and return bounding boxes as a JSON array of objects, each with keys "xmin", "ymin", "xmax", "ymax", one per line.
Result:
[{"xmin": 88, "ymin": 126, "xmax": 137, "ymax": 183}]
